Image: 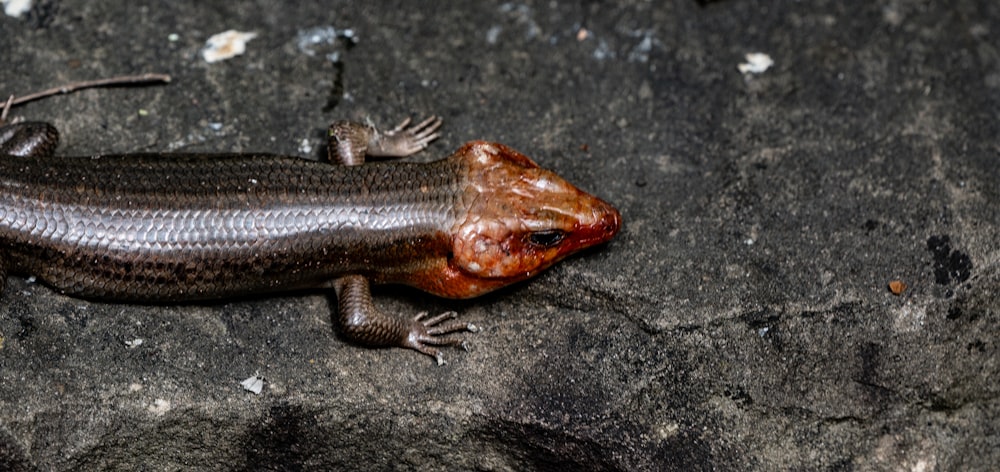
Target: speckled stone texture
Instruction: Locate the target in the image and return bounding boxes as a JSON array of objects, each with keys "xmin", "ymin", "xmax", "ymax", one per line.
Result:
[{"xmin": 1, "ymin": 1, "xmax": 997, "ymax": 470}]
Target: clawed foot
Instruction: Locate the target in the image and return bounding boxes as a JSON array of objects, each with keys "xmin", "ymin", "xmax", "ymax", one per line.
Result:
[
  {"xmin": 402, "ymin": 311, "xmax": 479, "ymax": 365},
  {"xmin": 371, "ymin": 116, "xmax": 443, "ymax": 157}
]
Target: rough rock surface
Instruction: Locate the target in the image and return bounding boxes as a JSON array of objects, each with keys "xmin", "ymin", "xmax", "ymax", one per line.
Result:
[{"xmin": 1, "ymin": 0, "xmax": 997, "ymax": 470}]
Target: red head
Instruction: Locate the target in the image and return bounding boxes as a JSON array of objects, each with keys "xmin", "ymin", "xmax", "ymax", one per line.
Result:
[{"xmin": 422, "ymin": 141, "xmax": 621, "ymax": 298}]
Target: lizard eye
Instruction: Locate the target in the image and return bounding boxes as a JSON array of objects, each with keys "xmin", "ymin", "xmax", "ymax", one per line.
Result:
[{"xmin": 528, "ymin": 230, "xmax": 566, "ymax": 248}]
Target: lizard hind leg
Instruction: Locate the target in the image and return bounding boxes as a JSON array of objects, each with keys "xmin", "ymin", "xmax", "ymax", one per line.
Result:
[{"xmin": 0, "ymin": 122, "xmax": 59, "ymax": 157}]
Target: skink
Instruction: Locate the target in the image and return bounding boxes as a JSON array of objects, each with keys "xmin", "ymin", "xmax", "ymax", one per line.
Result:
[{"xmin": 0, "ymin": 117, "xmax": 620, "ymax": 363}]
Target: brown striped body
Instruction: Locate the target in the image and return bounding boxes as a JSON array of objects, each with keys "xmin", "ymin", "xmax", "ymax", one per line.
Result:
[{"xmin": 0, "ymin": 119, "xmax": 620, "ymax": 361}]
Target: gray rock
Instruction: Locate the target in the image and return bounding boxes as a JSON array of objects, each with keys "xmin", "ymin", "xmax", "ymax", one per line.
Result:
[{"xmin": 1, "ymin": 0, "xmax": 997, "ymax": 470}]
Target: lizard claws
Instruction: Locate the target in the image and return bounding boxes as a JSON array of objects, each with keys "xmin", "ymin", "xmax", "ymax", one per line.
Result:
[
  {"xmin": 375, "ymin": 116, "xmax": 442, "ymax": 156},
  {"xmin": 404, "ymin": 310, "xmax": 477, "ymax": 364}
]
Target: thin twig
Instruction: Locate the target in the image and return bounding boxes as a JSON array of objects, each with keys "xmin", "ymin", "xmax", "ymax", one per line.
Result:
[
  {"xmin": 9, "ymin": 73, "xmax": 172, "ymax": 106},
  {"xmin": 0, "ymin": 95, "xmax": 13, "ymax": 123},
  {"xmin": 1, "ymin": 73, "xmax": 172, "ymax": 121}
]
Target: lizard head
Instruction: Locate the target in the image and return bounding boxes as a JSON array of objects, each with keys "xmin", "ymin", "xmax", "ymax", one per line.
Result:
[{"xmin": 434, "ymin": 141, "xmax": 621, "ymax": 298}]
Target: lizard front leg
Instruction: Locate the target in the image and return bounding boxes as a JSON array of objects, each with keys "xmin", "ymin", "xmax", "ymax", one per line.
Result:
[
  {"xmin": 331, "ymin": 275, "xmax": 477, "ymax": 365},
  {"xmin": 325, "ymin": 117, "xmax": 475, "ymax": 363},
  {"xmin": 326, "ymin": 116, "xmax": 441, "ymax": 166}
]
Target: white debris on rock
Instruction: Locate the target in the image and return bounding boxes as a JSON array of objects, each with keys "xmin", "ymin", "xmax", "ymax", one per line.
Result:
[
  {"xmin": 2, "ymin": 0, "xmax": 31, "ymax": 18},
  {"xmin": 738, "ymin": 52, "xmax": 774, "ymax": 75},
  {"xmin": 202, "ymin": 30, "xmax": 258, "ymax": 63},
  {"xmin": 296, "ymin": 26, "xmax": 355, "ymax": 56},
  {"xmin": 240, "ymin": 373, "xmax": 265, "ymax": 395}
]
